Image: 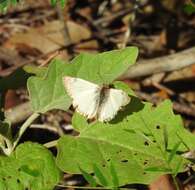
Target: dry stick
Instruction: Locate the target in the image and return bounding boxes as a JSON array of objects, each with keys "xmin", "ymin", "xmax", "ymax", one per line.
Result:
[
  {"xmin": 120, "ymin": 46, "xmax": 195, "ymax": 79},
  {"xmin": 5, "ymin": 102, "xmax": 32, "ymax": 124},
  {"xmin": 94, "ymin": 1, "xmax": 146, "ymax": 26},
  {"xmin": 56, "ymin": 3, "xmax": 72, "ymax": 45}
]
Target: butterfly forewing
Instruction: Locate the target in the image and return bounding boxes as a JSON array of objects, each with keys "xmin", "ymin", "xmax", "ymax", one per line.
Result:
[
  {"xmin": 97, "ymin": 88, "xmax": 130, "ymax": 122},
  {"xmin": 63, "ymin": 76, "xmax": 101, "ymax": 118}
]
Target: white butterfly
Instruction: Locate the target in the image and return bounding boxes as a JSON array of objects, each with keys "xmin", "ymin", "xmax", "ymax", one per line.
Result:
[{"xmin": 63, "ymin": 76, "xmax": 130, "ymax": 122}]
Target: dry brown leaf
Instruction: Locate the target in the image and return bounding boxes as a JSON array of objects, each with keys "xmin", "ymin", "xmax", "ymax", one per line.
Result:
[
  {"xmin": 6, "ymin": 20, "xmax": 93, "ymax": 55},
  {"xmin": 66, "ymin": 21, "xmax": 91, "ymax": 43},
  {"xmin": 5, "ymin": 90, "xmax": 20, "ymax": 109},
  {"xmin": 149, "ymin": 175, "xmax": 183, "ymax": 190},
  {"xmin": 181, "ymin": 92, "xmax": 195, "ymax": 103},
  {"xmin": 155, "ymin": 90, "xmax": 170, "ymax": 99},
  {"xmin": 79, "ymin": 7, "xmax": 92, "ymax": 20},
  {"xmin": 75, "ymin": 40, "xmax": 98, "ymax": 53},
  {"xmin": 5, "ymin": 21, "xmax": 65, "ymax": 54}
]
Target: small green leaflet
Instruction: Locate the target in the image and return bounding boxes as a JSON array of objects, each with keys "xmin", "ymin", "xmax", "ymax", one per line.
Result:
[
  {"xmin": 0, "ymin": 0, "xmax": 20, "ymax": 12},
  {"xmin": 50, "ymin": 0, "xmax": 67, "ymax": 7},
  {"xmin": 184, "ymin": 3, "xmax": 195, "ymax": 14}
]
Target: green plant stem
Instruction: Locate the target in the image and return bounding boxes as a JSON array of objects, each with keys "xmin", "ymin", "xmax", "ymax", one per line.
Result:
[
  {"xmin": 4, "ymin": 137, "xmax": 13, "ymax": 155},
  {"xmin": 12, "ymin": 112, "xmax": 40, "ymax": 150},
  {"xmin": 172, "ymin": 175, "xmax": 180, "ymax": 190},
  {"xmin": 57, "ymin": 184, "xmax": 135, "ymax": 190},
  {"xmin": 44, "ymin": 140, "xmax": 58, "ymax": 148}
]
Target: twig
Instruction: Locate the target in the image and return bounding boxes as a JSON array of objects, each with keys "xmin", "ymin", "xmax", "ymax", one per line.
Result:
[
  {"xmin": 5, "ymin": 102, "xmax": 32, "ymax": 124},
  {"xmin": 30, "ymin": 124, "xmax": 58, "ymax": 133},
  {"xmin": 39, "ymin": 51, "xmax": 59, "ymax": 67},
  {"xmin": 56, "ymin": 2, "xmax": 72, "ymax": 45},
  {"xmin": 118, "ymin": 26, "xmax": 130, "ymax": 49},
  {"xmin": 120, "ymin": 46, "xmax": 195, "ymax": 79},
  {"xmin": 94, "ymin": 2, "xmax": 146, "ymax": 26},
  {"xmin": 44, "ymin": 140, "xmax": 58, "ymax": 148}
]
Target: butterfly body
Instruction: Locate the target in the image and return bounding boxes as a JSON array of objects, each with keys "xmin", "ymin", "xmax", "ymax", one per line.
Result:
[{"xmin": 63, "ymin": 76, "xmax": 130, "ymax": 122}]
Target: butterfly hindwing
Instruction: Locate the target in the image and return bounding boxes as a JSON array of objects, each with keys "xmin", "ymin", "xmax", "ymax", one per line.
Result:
[
  {"xmin": 97, "ymin": 88, "xmax": 130, "ymax": 122},
  {"xmin": 63, "ymin": 76, "xmax": 101, "ymax": 118}
]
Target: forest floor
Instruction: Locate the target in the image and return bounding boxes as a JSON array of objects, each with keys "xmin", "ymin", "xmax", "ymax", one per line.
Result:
[{"xmin": 0, "ymin": 0, "xmax": 195, "ymax": 189}]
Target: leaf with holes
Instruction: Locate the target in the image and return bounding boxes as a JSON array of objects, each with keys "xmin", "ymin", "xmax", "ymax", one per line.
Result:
[
  {"xmin": 56, "ymin": 99, "xmax": 195, "ymax": 186},
  {"xmin": 0, "ymin": 142, "xmax": 61, "ymax": 190}
]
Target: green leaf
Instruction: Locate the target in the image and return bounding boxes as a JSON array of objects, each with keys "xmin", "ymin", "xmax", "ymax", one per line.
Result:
[
  {"xmin": 56, "ymin": 99, "xmax": 193, "ymax": 186},
  {"xmin": 167, "ymin": 142, "xmax": 181, "ymax": 164},
  {"xmin": 10, "ymin": 0, "xmax": 17, "ymax": 5},
  {"xmin": 68, "ymin": 47, "xmax": 138, "ymax": 85},
  {"xmin": 173, "ymin": 157, "xmax": 184, "ymax": 177},
  {"xmin": 79, "ymin": 167, "xmax": 97, "ymax": 187},
  {"xmin": 72, "ymin": 112, "xmax": 89, "ymax": 132},
  {"xmin": 50, "ymin": 0, "xmax": 67, "ymax": 7},
  {"xmin": 184, "ymin": 3, "xmax": 195, "ymax": 14},
  {"xmin": 0, "ymin": 0, "xmax": 21, "ymax": 12},
  {"xmin": 23, "ymin": 65, "xmax": 47, "ymax": 78},
  {"xmin": 163, "ymin": 125, "xmax": 168, "ymax": 151},
  {"xmin": 50, "ymin": 0, "xmax": 57, "ymax": 6},
  {"xmin": 27, "ymin": 59, "xmax": 72, "ymax": 113},
  {"xmin": 0, "ymin": 142, "xmax": 61, "ymax": 190},
  {"xmin": 0, "ymin": 0, "xmax": 8, "ymax": 12},
  {"xmin": 60, "ymin": 0, "xmax": 67, "ymax": 7},
  {"xmin": 93, "ymin": 164, "xmax": 108, "ymax": 187},
  {"xmin": 110, "ymin": 162, "xmax": 119, "ymax": 188},
  {"xmin": 113, "ymin": 81, "xmax": 136, "ymax": 96}
]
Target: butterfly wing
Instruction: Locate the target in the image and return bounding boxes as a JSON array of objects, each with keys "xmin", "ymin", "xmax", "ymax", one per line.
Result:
[
  {"xmin": 98, "ymin": 89, "xmax": 130, "ymax": 122},
  {"xmin": 63, "ymin": 76, "xmax": 101, "ymax": 119}
]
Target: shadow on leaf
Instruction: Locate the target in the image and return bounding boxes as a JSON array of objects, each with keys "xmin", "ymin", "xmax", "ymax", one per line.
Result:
[{"xmin": 110, "ymin": 96, "xmax": 145, "ymax": 124}]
